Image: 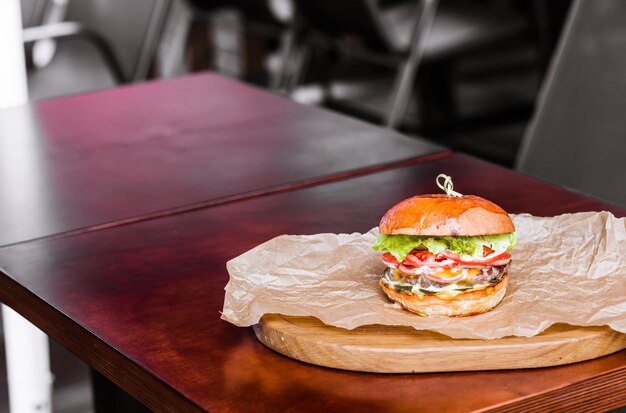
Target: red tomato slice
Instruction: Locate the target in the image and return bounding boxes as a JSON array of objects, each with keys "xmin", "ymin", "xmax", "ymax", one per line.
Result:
[
  {"xmin": 442, "ymin": 250, "xmax": 510, "ymax": 266},
  {"xmin": 382, "ymin": 248, "xmax": 510, "ymax": 270},
  {"xmin": 404, "ymin": 249, "xmax": 457, "ymax": 268},
  {"xmin": 382, "ymin": 253, "xmax": 399, "ymax": 266},
  {"xmin": 403, "ymin": 250, "xmax": 431, "ymax": 266}
]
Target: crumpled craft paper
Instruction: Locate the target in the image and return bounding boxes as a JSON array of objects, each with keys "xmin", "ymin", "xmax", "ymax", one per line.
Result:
[{"xmin": 222, "ymin": 212, "xmax": 626, "ymax": 339}]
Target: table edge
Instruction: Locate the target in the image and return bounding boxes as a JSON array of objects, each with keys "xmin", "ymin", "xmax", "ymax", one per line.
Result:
[{"xmin": 0, "ymin": 269, "xmax": 204, "ymax": 413}]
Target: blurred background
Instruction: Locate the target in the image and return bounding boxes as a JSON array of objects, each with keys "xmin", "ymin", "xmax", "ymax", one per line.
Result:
[
  {"xmin": 17, "ymin": 0, "xmax": 572, "ymax": 168},
  {"xmin": 4, "ymin": 0, "xmax": 626, "ymax": 412}
]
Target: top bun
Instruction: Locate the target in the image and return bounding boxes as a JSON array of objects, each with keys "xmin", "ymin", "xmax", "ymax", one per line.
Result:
[{"xmin": 379, "ymin": 194, "xmax": 514, "ymax": 236}]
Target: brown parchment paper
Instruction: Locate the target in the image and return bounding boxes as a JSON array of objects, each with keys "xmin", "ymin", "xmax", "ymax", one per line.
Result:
[{"xmin": 222, "ymin": 212, "xmax": 626, "ymax": 339}]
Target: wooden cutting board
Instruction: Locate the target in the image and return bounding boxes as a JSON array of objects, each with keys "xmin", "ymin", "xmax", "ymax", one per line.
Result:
[{"xmin": 254, "ymin": 315, "xmax": 626, "ymax": 373}]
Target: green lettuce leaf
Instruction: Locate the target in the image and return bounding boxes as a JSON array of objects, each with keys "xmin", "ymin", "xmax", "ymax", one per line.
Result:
[{"xmin": 373, "ymin": 232, "xmax": 516, "ymax": 261}]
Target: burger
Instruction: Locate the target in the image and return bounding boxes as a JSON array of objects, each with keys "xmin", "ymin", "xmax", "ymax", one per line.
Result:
[{"xmin": 373, "ymin": 183, "xmax": 516, "ymax": 317}]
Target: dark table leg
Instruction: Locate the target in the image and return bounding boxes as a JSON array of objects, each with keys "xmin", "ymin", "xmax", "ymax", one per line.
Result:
[{"xmin": 90, "ymin": 368, "xmax": 153, "ymax": 413}]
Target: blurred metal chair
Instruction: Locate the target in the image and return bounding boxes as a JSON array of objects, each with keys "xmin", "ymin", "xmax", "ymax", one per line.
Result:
[
  {"xmin": 183, "ymin": 0, "xmax": 289, "ymax": 83},
  {"xmin": 516, "ymin": 0, "xmax": 626, "ymax": 207},
  {"xmin": 277, "ymin": 0, "xmax": 438, "ymax": 130},
  {"xmin": 22, "ymin": 0, "xmax": 171, "ymax": 100},
  {"xmin": 284, "ymin": 0, "xmax": 529, "ymax": 130}
]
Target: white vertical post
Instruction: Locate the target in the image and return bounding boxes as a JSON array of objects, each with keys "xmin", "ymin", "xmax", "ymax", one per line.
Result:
[
  {"xmin": 0, "ymin": 0, "xmax": 28, "ymax": 109},
  {"xmin": 2, "ymin": 308, "xmax": 52, "ymax": 413},
  {"xmin": 0, "ymin": 1, "xmax": 54, "ymax": 412}
]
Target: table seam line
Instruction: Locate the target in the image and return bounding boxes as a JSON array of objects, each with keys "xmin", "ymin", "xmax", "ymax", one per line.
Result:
[{"xmin": 0, "ymin": 150, "xmax": 453, "ymax": 250}]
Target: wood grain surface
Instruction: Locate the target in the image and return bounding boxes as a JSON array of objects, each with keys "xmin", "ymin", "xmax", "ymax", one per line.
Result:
[
  {"xmin": 254, "ymin": 315, "xmax": 626, "ymax": 373},
  {"xmin": 0, "ymin": 154, "xmax": 624, "ymax": 412},
  {"xmin": 0, "ymin": 72, "xmax": 443, "ymax": 246}
]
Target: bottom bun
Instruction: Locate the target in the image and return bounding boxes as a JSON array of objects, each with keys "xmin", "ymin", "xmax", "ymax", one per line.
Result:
[{"xmin": 380, "ymin": 274, "xmax": 508, "ymax": 317}]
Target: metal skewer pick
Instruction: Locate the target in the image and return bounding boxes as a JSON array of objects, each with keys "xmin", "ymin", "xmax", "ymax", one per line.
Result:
[{"xmin": 436, "ymin": 174, "xmax": 463, "ymax": 197}]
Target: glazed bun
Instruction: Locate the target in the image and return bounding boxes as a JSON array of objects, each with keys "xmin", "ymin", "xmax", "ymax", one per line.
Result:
[
  {"xmin": 380, "ymin": 275, "xmax": 508, "ymax": 317},
  {"xmin": 379, "ymin": 194, "xmax": 514, "ymax": 236}
]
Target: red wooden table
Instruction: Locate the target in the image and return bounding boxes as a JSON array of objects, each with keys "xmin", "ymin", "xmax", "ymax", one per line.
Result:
[
  {"xmin": 0, "ymin": 72, "xmax": 444, "ymax": 411},
  {"xmin": 0, "ymin": 152, "xmax": 624, "ymax": 412}
]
